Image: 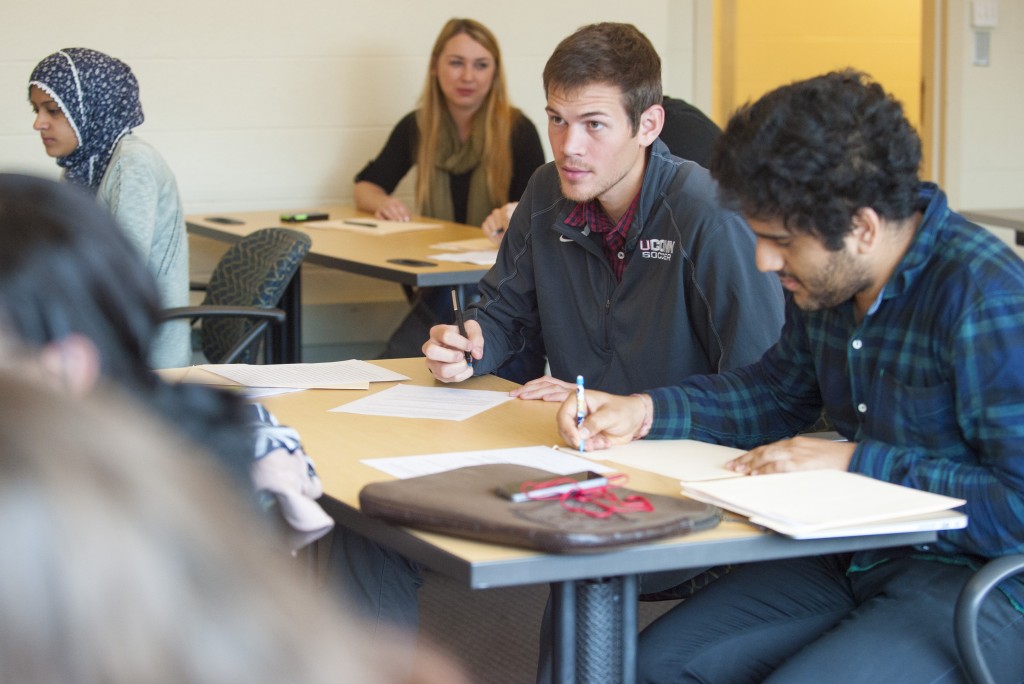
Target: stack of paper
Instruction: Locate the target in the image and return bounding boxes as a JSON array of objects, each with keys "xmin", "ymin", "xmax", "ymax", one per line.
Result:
[
  {"xmin": 193, "ymin": 359, "xmax": 409, "ymax": 389},
  {"xmin": 681, "ymin": 470, "xmax": 967, "ymax": 538}
]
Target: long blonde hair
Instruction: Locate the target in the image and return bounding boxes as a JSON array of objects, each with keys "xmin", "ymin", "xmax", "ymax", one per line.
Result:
[{"xmin": 415, "ymin": 18, "xmax": 517, "ymax": 213}]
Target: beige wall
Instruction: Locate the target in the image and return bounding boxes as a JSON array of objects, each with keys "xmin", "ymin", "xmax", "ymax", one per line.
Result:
[
  {"xmin": 714, "ymin": 0, "xmax": 922, "ymax": 131},
  {"xmin": 0, "ymin": 1, "xmax": 702, "ymax": 213},
  {"xmin": 4, "ymin": 0, "xmax": 1016, "ymax": 214}
]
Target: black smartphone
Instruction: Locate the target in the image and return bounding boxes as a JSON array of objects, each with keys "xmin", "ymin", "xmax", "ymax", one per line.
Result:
[
  {"xmin": 495, "ymin": 471, "xmax": 608, "ymax": 503},
  {"xmin": 387, "ymin": 258, "xmax": 437, "ymax": 267},
  {"xmin": 205, "ymin": 216, "xmax": 244, "ymax": 225}
]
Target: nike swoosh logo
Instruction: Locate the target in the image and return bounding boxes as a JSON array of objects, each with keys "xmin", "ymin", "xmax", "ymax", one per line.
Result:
[{"xmin": 559, "ymin": 235, "xmax": 573, "ymax": 242}]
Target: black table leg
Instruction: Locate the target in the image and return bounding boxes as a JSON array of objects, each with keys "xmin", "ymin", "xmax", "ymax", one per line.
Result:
[
  {"xmin": 552, "ymin": 575, "xmax": 638, "ymax": 684},
  {"xmin": 272, "ymin": 266, "xmax": 303, "ymax": 363}
]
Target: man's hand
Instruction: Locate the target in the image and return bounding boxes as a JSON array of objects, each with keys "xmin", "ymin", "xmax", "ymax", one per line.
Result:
[
  {"xmin": 556, "ymin": 389, "xmax": 648, "ymax": 451},
  {"xmin": 509, "ymin": 375, "xmax": 576, "ymax": 402},
  {"xmin": 727, "ymin": 436, "xmax": 856, "ymax": 475},
  {"xmin": 422, "ymin": 320, "xmax": 484, "ymax": 383},
  {"xmin": 481, "ymin": 202, "xmax": 518, "ymax": 245}
]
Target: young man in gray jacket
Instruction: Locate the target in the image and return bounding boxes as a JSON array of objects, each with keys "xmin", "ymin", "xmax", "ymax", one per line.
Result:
[
  {"xmin": 424, "ymin": 23, "xmax": 783, "ymax": 402},
  {"xmin": 330, "ymin": 23, "xmax": 786, "ymax": 656}
]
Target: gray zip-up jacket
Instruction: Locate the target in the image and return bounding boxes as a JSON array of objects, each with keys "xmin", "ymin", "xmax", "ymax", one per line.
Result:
[{"xmin": 469, "ymin": 139, "xmax": 785, "ymax": 395}]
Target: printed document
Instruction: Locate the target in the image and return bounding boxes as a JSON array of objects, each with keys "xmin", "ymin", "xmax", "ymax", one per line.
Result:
[
  {"xmin": 429, "ymin": 237, "xmax": 495, "ymax": 252},
  {"xmin": 331, "ymin": 384, "xmax": 512, "ymax": 421},
  {"xmin": 430, "ymin": 250, "xmax": 498, "ymax": 266},
  {"xmin": 363, "ymin": 445, "xmax": 612, "ymax": 479},
  {"xmin": 196, "ymin": 360, "xmax": 409, "ymax": 389}
]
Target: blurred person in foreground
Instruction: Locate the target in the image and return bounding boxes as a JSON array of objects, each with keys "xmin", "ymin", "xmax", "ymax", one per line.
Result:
[{"xmin": 0, "ymin": 367, "xmax": 467, "ymax": 684}]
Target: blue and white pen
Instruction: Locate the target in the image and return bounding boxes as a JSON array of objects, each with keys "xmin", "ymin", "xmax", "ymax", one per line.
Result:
[{"xmin": 576, "ymin": 375, "xmax": 586, "ymax": 452}]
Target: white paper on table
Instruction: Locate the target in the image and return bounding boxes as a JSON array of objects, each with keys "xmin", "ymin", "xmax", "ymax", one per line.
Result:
[
  {"xmin": 241, "ymin": 387, "xmax": 307, "ymax": 399},
  {"xmin": 429, "ymin": 237, "xmax": 495, "ymax": 252},
  {"xmin": 559, "ymin": 439, "xmax": 746, "ymax": 482},
  {"xmin": 198, "ymin": 360, "xmax": 409, "ymax": 389},
  {"xmin": 362, "ymin": 445, "xmax": 614, "ymax": 479},
  {"xmin": 303, "ymin": 219, "xmax": 440, "ymax": 235},
  {"xmin": 330, "ymin": 384, "xmax": 511, "ymax": 421},
  {"xmin": 429, "ymin": 250, "xmax": 498, "ymax": 266}
]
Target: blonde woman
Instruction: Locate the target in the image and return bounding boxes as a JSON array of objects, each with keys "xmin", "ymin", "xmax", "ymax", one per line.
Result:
[
  {"xmin": 355, "ymin": 18, "xmax": 543, "ymax": 231},
  {"xmin": 356, "ymin": 18, "xmax": 546, "ymax": 371}
]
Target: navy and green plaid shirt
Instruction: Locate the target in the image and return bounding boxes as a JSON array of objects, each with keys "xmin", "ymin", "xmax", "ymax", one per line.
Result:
[{"xmin": 647, "ymin": 183, "xmax": 1024, "ymax": 610}]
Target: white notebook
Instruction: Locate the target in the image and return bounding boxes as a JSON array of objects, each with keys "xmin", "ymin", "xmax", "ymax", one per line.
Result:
[{"xmin": 681, "ymin": 470, "xmax": 967, "ymax": 538}]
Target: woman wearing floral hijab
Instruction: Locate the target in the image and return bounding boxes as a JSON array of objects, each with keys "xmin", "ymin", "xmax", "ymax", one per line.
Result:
[{"xmin": 29, "ymin": 48, "xmax": 190, "ymax": 369}]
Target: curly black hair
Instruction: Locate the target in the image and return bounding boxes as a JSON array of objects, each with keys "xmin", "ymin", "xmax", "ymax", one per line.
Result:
[{"xmin": 710, "ymin": 69, "xmax": 921, "ymax": 251}]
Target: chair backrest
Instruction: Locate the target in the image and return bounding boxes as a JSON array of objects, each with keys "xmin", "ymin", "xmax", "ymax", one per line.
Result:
[
  {"xmin": 201, "ymin": 228, "xmax": 311, "ymax": 364},
  {"xmin": 954, "ymin": 553, "xmax": 1024, "ymax": 684}
]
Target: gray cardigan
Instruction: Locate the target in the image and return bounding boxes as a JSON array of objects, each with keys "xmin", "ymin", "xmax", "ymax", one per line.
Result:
[{"xmin": 98, "ymin": 134, "xmax": 190, "ymax": 368}]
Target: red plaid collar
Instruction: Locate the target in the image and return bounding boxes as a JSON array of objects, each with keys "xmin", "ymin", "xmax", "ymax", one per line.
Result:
[{"xmin": 564, "ymin": 194, "xmax": 641, "ymax": 282}]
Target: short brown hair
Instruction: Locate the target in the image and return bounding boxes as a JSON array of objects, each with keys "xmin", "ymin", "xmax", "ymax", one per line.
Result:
[{"xmin": 542, "ymin": 22, "xmax": 662, "ymax": 135}]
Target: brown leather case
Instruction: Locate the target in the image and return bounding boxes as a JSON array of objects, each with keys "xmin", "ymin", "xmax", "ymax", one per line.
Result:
[{"xmin": 359, "ymin": 464, "xmax": 721, "ymax": 553}]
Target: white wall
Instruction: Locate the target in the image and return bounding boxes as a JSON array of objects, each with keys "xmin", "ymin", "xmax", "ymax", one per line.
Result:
[
  {"xmin": 4, "ymin": 0, "xmax": 1022, "ymax": 214},
  {"xmin": 942, "ymin": 0, "xmax": 1024, "ymax": 212},
  {"xmin": 0, "ymin": 1, "xmax": 700, "ymax": 213}
]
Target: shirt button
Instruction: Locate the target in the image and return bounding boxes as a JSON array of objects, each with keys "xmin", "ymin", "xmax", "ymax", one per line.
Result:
[
  {"xmin": 852, "ymin": 339, "xmax": 863, "ymax": 350},
  {"xmin": 857, "ymin": 403, "xmax": 867, "ymax": 413},
  {"xmin": 617, "ymin": 251, "xmax": 625, "ymax": 260}
]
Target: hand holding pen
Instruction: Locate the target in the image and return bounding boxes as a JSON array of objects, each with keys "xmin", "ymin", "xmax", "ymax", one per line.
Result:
[
  {"xmin": 422, "ymin": 292, "xmax": 482, "ymax": 383},
  {"xmin": 556, "ymin": 387, "xmax": 646, "ymax": 452},
  {"xmin": 451, "ymin": 288, "xmax": 474, "ymax": 370}
]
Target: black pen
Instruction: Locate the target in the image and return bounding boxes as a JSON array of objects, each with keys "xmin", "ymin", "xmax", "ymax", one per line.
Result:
[
  {"xmin": 343, "ymin": 219, "xmax": 378, "ymax": 228},
  {"xmin": 450, "ymin": 287, "xmax": 473, "ymax": 370}
]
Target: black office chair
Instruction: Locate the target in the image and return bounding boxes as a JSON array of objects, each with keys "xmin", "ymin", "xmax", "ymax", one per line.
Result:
[
  {"xmin": 163, "ymin": 227, "xmax": 311, "ymax": 364},
  {"xmin": 954, "ymin": 553, "xmax": 1024, "ymax": 684}
]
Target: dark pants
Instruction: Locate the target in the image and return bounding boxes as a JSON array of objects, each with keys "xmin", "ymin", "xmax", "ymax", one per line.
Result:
[
  {"xmin": 637, "ymin": 552, "xmax": 1024, "ymax": 683},
  {"xmin": 319, "ymin": 498, "xmax": 423, "ymax": 635}
]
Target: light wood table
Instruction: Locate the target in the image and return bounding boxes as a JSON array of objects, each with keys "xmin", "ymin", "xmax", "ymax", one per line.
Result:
[
  {"xmin": 252, "ymin": 358, "xmax": 940, "ymax": 684},
  {"xmin": 186, "ymin": 206, "xmax": 490, "ymax": 361}
]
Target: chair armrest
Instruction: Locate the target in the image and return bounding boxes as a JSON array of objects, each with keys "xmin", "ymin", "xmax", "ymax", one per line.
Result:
[
  {"xmin": 954, "ymin": 553, "xmax": 1024, "ymax": 684},
  {"xmin": 161, "ymin": 305, "xmax": 286, "ymax": 323}
]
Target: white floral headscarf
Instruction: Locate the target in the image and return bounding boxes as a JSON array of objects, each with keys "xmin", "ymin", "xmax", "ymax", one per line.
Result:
[{"xmin": 29, "ymin": 48, "xmax": 144, "ymax": 193}]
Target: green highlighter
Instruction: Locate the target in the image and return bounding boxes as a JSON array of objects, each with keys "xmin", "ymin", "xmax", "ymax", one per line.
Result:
[{"xmin": 280, "ymin": 212, "xmax": 328, "ymax": 222}]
